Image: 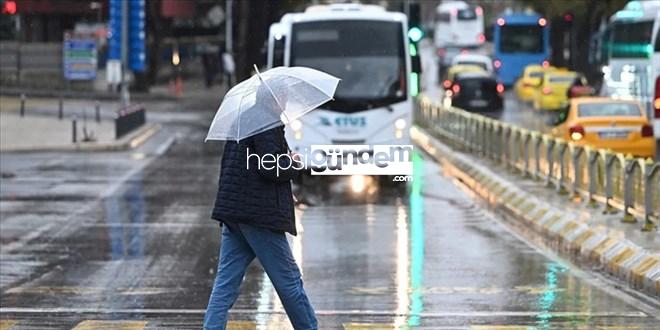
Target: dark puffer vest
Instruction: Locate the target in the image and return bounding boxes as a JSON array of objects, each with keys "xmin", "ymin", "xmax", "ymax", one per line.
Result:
[{"xmin": 211, "ymin": 126, "xmax": 299, "ymax": 235}]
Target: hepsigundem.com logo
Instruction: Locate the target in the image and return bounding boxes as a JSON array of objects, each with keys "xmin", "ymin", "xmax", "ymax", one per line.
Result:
[{"xmin": 246, "ymin": 145, "xmax": 413, "ymax": 179}]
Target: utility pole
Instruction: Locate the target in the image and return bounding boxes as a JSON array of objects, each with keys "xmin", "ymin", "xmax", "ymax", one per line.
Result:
[{"xmin": 120, "ymin": 0, "xmax": 130, "ymax": 106}]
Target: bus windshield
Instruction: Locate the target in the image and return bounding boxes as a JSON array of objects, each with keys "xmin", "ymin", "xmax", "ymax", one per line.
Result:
[
  {"xmin": 457, "ymin": 9, "xmax": 476, "ymax": 21},
  {"xmin": 499, "ymin": 25, "xmax": 544, "ymax": 53},
  {"xmin": 290, "ymin": 20, "xmax": 406, "ymax": 112},
  {"xmin": 611, "ymin": 21, "xmax": 654, "ymax": 58}
]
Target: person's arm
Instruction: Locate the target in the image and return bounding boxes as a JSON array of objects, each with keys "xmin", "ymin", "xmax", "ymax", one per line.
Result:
[{"xmin": 252, "ymin": 128, "xmax": 301, "ymax": 182}]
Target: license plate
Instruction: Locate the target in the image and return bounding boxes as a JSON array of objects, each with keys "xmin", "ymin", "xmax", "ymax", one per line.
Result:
[
  {"xmin": 598, "ymin": 131, "xmax": 628, "ymax": 139},
  {"xmin": 469, "ymin": 100, "xmax": 488, "ymax": 107}
]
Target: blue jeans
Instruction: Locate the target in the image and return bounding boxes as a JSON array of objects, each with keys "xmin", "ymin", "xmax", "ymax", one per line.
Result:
[{"xmin": 204, "ymin": 223, "xmax": 317, "ymax": 330}]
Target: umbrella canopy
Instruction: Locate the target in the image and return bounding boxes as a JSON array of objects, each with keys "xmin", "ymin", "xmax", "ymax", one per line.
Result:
[{"xmin": 205, "ymin": 66, "xmax": 340, "ymax": 142}]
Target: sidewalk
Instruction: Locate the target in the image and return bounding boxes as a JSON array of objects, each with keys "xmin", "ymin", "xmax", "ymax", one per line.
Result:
[
  {"xmin": 0, "ymin": 79, "xmax": 224, "ymax": 153},
  {"xmin": 412, "ymin": 126, "xmax": 660, "ymax": 297}
]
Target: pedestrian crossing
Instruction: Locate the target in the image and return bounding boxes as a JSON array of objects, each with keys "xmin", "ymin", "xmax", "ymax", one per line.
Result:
[{"xmin": 0, "ymin": 320, "xmax": 646, "ymax": 330}]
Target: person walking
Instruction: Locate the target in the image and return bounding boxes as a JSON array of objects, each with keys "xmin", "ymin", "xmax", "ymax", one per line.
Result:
[{"xmin": 204, "ymin": 66, "xmax": 338, "ymax": 329}]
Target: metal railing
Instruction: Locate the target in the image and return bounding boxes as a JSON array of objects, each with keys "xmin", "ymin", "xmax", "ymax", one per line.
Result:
[{"xmin": 416, "ymin": 96, "xmax": 659, "ymax": 231}]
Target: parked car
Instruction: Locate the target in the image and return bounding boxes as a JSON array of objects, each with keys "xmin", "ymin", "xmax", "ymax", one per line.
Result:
[
  {"xmin": 532, "ymin": 71, "xmax": 578, "ymax": 111},
  {"xmin": 451, "ymin": 54, "xmax": 494, "ymax": 74},
  {"xmin": 444, "ymin": 71, "xmax": 504, "ymax": 112},
  {"xmin": 552, "ymin": 97, "xmax": 656, "ymax": 158}
]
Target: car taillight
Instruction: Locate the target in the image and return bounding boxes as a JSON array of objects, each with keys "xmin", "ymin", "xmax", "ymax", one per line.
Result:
[
  {"xmin": 493, "ymin": 60, "xmax": 502, "ymax": 69},
  {"xmin": 542, "ymin": 86, "xmax": 552, "ymax": 95},
  {"xmin": 437, "ymin": 48, "xmax": 446, "ymax": 57},
  {"xmin": 443, "ymin": 80, "xmax": 452, "ymax": 88},
  {"xmin": 641, "ymin": 124, "xmax": 654, "ymax": 137},
  {"xmin": 452, "ymin": 84, "xmax": 461, "ymax": 94},
  {"xmin": 478, "ymin": 33, "xmax": 485, "ymax": 43},
  {"xmin": 496, "ymin": 83, "xmax": 505, "ymax": 94},
  {"xmin": 542, "ymin": 60, "xmax": 550, "ymax": 68},
  {"xmin": 569, "ymin": 125, "xmax": 585, "ymax": 141}
]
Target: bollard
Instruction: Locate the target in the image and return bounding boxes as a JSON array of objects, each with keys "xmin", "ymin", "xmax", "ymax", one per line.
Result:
[
  {"xmin": 95, "ymin": 101, "xmax": 100, "ymax": 123},
  {"xmin": 72, "ymin": 116, "xmax": 77, "ymax": 143},
  {"xmin": 58, "ymin": 97, "xmax": 63, "ymax": 120},
  {"xmin": 20, "ymin": 93, "xmax": 25, "ymax": 117}
]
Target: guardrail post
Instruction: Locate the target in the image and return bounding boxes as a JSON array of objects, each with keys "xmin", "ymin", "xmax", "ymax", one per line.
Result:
[
  {"xmin": 622, "ymin": 155, "xmax": 637, "ymax": 223},
  {"xmin": 586, "ymin": 149, "xmax": 599, "ymax": 207},
  {"xmin": 556, "ymin": 141, "xmax": 568, "ymax": 194},
  {"xmin": 502, "ymin": 126, "xmax": 510, "ymax": 167},
  {"xmin": 545, "ymin": 139, "xmax": 555, "ymax": 187},
  {"xmin": 510, "ymin": 129, "xmax": 520, "ymax": 171},
  {"xmin": 522, "ymin": 132, "xmax": 531, "ymax": 177},
  {"xmin": 642, "ymin": 160, "xmax": 657, "ymax": 231},
  {"xmin": 533, "ymin": 134, "xmax": 542, "ymax": 180},
  {"xmin": 571, "ymin": 145, "xmax": 583, "ymax": 199},
  {"xmin": 604, "ymin": 152, "xmax": 617, "ymax": 214}
]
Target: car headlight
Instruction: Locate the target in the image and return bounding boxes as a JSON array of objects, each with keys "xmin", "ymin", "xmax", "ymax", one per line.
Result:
[
  {"xmin": 290, "ymin": 119, "xmax": 302, "ymax": 131},
  {"xmin": 395, "ymin": 118, "xmax": 406, "ymax": 130}
]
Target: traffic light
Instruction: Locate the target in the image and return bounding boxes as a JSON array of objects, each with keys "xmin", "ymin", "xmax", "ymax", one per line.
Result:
[
  {"xmin": 128, "ymin": 0, "xmax": 146, "ymax": 72},
  {"xmin": 1, "ymin": 0, "xmax": 16, "ymax": 15},
  {"xmin": 408, "ymin": 26, "xmax": 424, "ymax": 43},
  {"xmin": 407, "ymin": 2, "xmax": 424, "ymax": 43}
]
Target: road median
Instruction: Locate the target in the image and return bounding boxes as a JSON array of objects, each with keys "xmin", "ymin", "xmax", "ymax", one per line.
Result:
[{"xmin": 412, "ymin": 125, "xmax": 659, "ymax": 297}]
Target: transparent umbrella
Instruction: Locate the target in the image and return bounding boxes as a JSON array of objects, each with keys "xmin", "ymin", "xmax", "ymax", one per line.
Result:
[{"xmin": 205, "ymin": 66, "xmax": 340, "ymax": 142}]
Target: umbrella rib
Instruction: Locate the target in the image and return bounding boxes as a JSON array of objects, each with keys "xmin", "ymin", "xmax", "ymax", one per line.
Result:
[
  {"xmin": 254, "ymin": 65, "xmax": 290, "ymax": 123},
  {"xmin": 265, "ymin": 68, "xmax": 339, "ymax": 98}
]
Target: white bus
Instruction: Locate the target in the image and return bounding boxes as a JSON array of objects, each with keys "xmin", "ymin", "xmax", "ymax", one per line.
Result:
[
  {"xmin": 433, "ymin": 1, "xmax": 485, "ymax": 75},
  {"xmin": 601, "ymin": 0, "xmax": 660, "ymax": 137},
  {"xmin": 267, "ymin": 4, "xmax": 417, "ymax": 163},
  {"xmin": 434, "ymin": 1, "xmax": 485, "ymax": 49}
]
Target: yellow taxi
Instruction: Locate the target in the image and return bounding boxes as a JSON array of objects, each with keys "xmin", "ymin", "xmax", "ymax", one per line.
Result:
[
  {"xmin": 532, "ymin": 71, "xmax": 581, "ymax": 111},
  {"xmin": 552, "ymin": 97, "xmax": 656, "ymax": 158},
  {"xmin": 514, "ymin": 64, "xmax": 554, "ymax": 102},
  {"xmin": 443, "ymin": 64, "xmax": 485, "ymax": 90}
]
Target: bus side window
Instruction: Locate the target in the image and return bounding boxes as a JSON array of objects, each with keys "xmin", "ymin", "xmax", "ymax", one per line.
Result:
[{"xmin": 273, "ymin": 37, "xmax": 285, "ymax": 67}]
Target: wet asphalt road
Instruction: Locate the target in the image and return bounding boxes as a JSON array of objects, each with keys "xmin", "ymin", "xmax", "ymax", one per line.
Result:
[{"xmin": 1, "ymin": 92, "xmax": 659, "ymax": 329}]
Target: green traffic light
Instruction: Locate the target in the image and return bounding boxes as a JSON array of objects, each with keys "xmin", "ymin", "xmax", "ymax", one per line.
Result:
[{"xmin": 408, "ymin": 27, "xmax": 424, "ymax": 43}]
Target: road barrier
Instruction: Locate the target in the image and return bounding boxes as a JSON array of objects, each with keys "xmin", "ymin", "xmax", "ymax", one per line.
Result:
[
  {"xmin": 416, "ymin": 95, "xmax": 659, "ymax": 231},
  {"xmin": 115, "ymin": 105, "xmax": 146, "ymax": 139}
]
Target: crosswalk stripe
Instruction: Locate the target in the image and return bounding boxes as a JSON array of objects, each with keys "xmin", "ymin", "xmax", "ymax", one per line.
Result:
[
  {"xmin": 71, "ymin": 320, "xmax": 147, "ymax": 330},
  {"xmin": 471, "ymin": 326, "xmax": 534, "ymax": 330},
  {"xmin": 0, "ymin": 320, "xmax": 18, "ymax": 330}
]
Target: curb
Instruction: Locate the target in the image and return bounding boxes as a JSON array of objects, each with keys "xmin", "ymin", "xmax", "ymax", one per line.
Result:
[
  {"xmin": 0, "ymin": 123, "xmax": 161, "ymax": 153},
  {"xmin": 411, "ymin": 125, "xmax": 659, "ymax": 297},
  {"xmin": 0, "ymin": 88, "xmax": 178, "ymax": 102}
]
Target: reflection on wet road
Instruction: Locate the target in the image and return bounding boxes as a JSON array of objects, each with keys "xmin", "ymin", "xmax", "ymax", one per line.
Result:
[{"xmin": 1, "ymin": 104, "xmax": 658, "ymax": 329}]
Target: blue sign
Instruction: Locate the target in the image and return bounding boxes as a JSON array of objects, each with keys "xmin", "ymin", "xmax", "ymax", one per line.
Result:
[
  {"xmin": 129, "ymin": 0, "xmax": 146, "ymax": 72},
  {"xmin": 108, "ymin": 0, "xmax": 122, "ymax": 60},
  {"xmin": 106, "ymin": 0, "xmax": 146, "ymax": 71},
  {"xmin": 63, "ymin": 37, "xmax": 97, "ymax": 80}
]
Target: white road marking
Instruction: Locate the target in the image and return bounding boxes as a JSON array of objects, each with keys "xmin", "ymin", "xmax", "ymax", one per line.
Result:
[{"xmin": 0, "ymin": 307, "xmax": 649, "ymax": 318}]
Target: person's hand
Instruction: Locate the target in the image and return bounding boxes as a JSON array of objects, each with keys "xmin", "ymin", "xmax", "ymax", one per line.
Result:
[{"xmin": 290, "ymin": 152, "xmax": 301, "ymax": 162}]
